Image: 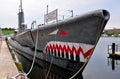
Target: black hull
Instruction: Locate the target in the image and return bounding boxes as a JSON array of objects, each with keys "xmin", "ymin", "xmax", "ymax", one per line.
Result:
[
  {"xmin": 8, "ymin": 9, "xmax": 110, "ymax": 79},
  {"xmin": 15, "ymin": 51, "xmax": 83, "ymax": 79},
  {"xmin": 9, "ymin": 39, "xmax": 84, "ymax": 79}
]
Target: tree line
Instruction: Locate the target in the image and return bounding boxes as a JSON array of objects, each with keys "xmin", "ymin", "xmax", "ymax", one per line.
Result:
[{"xmin": 2, "ymin": 28, "xmax": 15, "ymax": 30}]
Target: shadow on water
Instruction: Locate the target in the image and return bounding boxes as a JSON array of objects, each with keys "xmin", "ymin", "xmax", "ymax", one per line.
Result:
[{"xmin": 108, "ymin": 56, "xmax": 120, "ymax": 71}]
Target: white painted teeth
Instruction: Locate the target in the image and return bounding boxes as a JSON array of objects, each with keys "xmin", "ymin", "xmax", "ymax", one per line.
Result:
[{"xmin": 44, "ymin": 41, "xmax": 94, "ymax": 62}]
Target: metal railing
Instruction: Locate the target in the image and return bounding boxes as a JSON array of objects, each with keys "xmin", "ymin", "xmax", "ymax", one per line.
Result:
[{"xmin": 108, "ymin": 43, "xmax": 120, "ymax": 54}]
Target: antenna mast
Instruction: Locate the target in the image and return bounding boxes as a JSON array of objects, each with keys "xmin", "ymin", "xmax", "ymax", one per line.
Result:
[
  {"xmin": 18, "ymin": 0, "xmax": 26, "ymax": 33},
  {"xmin": 19, "ymin": 0, "xmax": 23, "ymax": 12}
]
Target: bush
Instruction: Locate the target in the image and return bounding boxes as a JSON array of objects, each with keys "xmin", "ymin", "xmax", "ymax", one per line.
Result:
[{"xmin": 2, "ymin": 28, "xmax": 15, "ymax": 35}]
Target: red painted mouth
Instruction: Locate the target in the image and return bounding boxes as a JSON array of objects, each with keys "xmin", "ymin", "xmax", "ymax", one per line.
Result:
[{"xmin": 44, "ymin": 41, "xmax": 93, "ymax": 61}]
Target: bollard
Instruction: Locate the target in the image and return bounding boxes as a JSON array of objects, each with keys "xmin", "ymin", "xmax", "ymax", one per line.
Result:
[{"xmin": 112, "ymin": 43, "xmax": 115, "ymax": 54}]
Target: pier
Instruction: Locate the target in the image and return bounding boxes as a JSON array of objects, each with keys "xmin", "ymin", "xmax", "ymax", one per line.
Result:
[
  {"xmin": 108, "ymin": 43, "xmax": 120, "ymax": 59},
  {"xmin": 0, "ymin": 39, "xmax": 19, "ymax": 79}
]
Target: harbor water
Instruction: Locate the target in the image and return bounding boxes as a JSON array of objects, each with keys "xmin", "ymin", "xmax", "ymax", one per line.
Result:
[{"xmin": 83, "ymin": 37, "xmax": 120, "ymax": 79}]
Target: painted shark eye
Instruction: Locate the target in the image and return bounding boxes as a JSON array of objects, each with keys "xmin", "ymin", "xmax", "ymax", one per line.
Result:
[{"xmin": 60, "ymin": 30, "xmax": 67, "ymax": 36}]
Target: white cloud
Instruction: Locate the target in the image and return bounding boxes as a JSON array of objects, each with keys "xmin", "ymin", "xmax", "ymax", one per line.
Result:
[{"xmin": 0, "ymin": 0, "xmax": 120, "ymax": 29}]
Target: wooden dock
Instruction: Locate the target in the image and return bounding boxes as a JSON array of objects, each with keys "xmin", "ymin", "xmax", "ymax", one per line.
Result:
[
  {"xmin": 0, "ymin": 40, "xmax": 19, "ymax": 79},
  {"xmin": 108, "ymin": 43, "xmax": 120, "ymax": 59}
]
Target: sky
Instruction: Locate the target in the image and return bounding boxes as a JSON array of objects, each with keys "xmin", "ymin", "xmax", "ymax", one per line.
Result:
[{"xmin": 0, "ymin": 0, "xmax": 120, "ymax": 29}]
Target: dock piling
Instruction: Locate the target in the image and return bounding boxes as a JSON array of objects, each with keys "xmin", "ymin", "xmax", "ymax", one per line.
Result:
[{"xmin": 112, "ymin": 43, "xmax": 115, "ymax": 54}]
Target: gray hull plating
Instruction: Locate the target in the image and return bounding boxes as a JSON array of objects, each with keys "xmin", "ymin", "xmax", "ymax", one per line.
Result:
[{"xmin": 8, "ymin": 9, "xmax": 110, "ymax": 79}]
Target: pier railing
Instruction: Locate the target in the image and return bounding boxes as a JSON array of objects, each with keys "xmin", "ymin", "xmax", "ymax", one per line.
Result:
[{"xmin": 108, "ymin": 43, "xmax": 120, "ymax": 54}]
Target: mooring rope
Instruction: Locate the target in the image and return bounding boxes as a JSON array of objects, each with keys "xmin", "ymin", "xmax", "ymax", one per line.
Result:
[
  {"xmin": 45, "ymin": 23, "xmax": 58, "ymax": 79},
  {"xmin": 26, "ymin": 21, "xmax": 38, "ymax": 76},
  {"xmin": 7, "ymin": 21, "xmax": 39, "ymax": 79},
  {"xmin": 45, "ymin": 55, "xmax": 54, "ymax": 79}
]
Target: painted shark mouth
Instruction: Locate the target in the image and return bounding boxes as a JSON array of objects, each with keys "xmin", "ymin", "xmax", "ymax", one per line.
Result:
[{"xmin": 44, "ymin": 41, "xmax": 94, "ymax": 62}]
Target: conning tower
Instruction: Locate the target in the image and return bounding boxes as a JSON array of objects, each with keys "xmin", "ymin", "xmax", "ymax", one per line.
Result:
[{"xmin": 18, "ymin": 0, "xmax": 26, "ymax": 33}]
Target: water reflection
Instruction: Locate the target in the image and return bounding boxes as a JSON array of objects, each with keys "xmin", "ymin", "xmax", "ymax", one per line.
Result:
[
  {"xmin": 83, "ymin": 37, "xmax": 120, "ymax": 79},
  {"xmin": 107, "ymin": 41, "xmax": 120, "ymax": 70},
  {"xmin": 108, "ymin": 56, "xmax": 120, "ymax": 70}
]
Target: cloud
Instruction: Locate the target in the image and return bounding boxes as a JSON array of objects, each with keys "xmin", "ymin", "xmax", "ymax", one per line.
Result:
[{"xmin": 0, "ymin": 0, "xmax": 120, "ymax": 29}]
